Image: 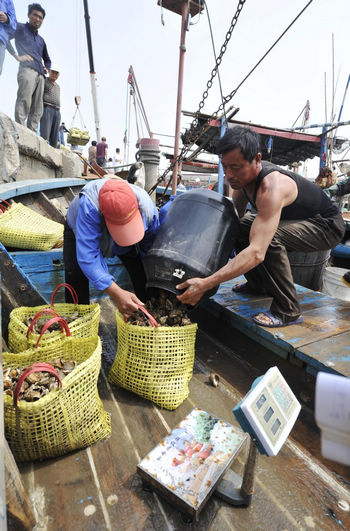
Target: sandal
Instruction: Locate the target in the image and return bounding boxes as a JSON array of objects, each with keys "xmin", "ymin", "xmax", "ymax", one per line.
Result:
[{"xmin": 252, "ymin": 311, "xmax": 304, "ymax": 328}]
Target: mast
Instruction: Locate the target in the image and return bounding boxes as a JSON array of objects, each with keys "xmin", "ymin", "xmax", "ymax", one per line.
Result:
[
  {"xmin": 83, "ymin": 0, "xmax": 101, "ymax": 142},
  {"xmin": 158, "ymin": 1, "xmax": 204, "ymax": 195}
]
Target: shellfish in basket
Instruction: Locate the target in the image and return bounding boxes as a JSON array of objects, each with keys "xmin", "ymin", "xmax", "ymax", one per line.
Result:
[
  {"xmin": 3, "ymin": 358, "xmax": 77, "ymax": 402},
  {"xmin": 127, "ymin": 291, "xmax": 192, "ymax": 327}
]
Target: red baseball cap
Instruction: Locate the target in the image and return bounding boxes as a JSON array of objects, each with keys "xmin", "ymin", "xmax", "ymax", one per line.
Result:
[{"xmin": 98, "ymin": 180, "xmax": 144, "ymax": 246}]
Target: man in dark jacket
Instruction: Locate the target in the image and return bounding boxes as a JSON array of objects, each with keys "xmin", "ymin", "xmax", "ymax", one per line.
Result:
[
  {"xmin": 7, "ymin": 3, "xmax": 50, "ymax": 132},
  {"xmin": 177, "ymin": 126, "xmax": 345, "ymax": 327}
]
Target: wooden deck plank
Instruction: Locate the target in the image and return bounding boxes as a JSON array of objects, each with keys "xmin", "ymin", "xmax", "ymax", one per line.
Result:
[
  {"xmin": 201, "ymin": 278, "xmax": 350, "ymax": 377},
  {"xmin": 18, "ymin": 445, "xmax": 112, "ymax": 531},
  {"xmin": 295, "ymin": 330, "xmax": 350, "ymax": 377}
]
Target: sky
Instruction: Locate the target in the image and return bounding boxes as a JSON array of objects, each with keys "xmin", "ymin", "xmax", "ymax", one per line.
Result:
[{"xmin": 1, "ymin": 0, "xmax": 350, "ymax": 176}]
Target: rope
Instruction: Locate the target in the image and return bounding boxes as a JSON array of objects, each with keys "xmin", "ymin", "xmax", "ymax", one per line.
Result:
[
  {"xmin": 219, "ymin": 0, "xmax": 314, "ymax": 110},
  {"xmin": 203, "ymin": 0, "xmax": 227, "ymax": 125}
]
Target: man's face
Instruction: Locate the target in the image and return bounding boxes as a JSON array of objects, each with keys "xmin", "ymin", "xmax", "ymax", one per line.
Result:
[
  {"xmin": 28, "ymin": 10, "xmax": 44, "ymax": 30},
  {"xmin": 221, "ymin": 148, "xmax": 261, "ymax": 189},
  {"xmin": 49, "ymin": 70, "xmax": 59, "ymax": 82}
]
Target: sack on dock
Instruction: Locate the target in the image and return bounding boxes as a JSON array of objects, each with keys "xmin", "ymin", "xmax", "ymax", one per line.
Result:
[
  {"xmin": 3, "ymin": 335, "xmax": 111, "ymax": 462},
  {"xmin": 0, "ymin": 200, "xmax": 64, "ymax": 250},
  {"xmin": 8, "ymin": 284, "xmax": 100, "ymax": 353},
  {"xmin": 108, "ymin": 310, "xmax": 197, "ymax": 410}
]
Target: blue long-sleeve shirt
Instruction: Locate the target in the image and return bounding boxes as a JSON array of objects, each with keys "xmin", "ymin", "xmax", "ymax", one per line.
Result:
[
  {"xmin": 67, "ymin": 182, "xmax": 159, "ymax": 291},
  {"xmin": 7, "ymin": 21, "xmax": 50, "ymax": 75},
  {"xmin": 0, "ymin": 0, "xmax": 16, "ymax": 45}
]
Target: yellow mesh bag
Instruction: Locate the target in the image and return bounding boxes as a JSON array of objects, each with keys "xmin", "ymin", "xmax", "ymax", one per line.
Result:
[
  {"xmin": 108, "ymin": 310, "xmax": 197, "ymax": 410},
  {"xmin": 3, "ymin": 336, "xmax": 111, "ymax": 462},
  {"xmin": 8, "ymin": 283, "xmax": 101, "ymax": 352},
  {"xmin": 0, "ymin": 200, "xmax": 63, "ymax": 250}
]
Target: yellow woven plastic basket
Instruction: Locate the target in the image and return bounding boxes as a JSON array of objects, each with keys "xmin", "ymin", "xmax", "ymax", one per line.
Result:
[
  {"xmin": 108, "ymin": 310, "xmax": 197, "ymax": 410},
  {"xmin": 0, "ymin": 201, "xmax": 64, "ymax": 250},
  {"xmin": 3, "ymin": 336, "xmax": 111, "ymax": 462},
  {"xmin": 8, "ymin": 283, "xmax": 101, "ymax": 352}
]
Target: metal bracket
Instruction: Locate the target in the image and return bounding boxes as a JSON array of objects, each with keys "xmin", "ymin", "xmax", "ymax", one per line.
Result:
[{"xmin": 215, "ymin": 435, "xmax": 258, "ymax": 506}]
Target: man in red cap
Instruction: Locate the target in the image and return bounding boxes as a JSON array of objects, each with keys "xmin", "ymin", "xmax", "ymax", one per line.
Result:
[{"xmin": 64, "ymin": 178, "xmax": 159, "ymax": 317}]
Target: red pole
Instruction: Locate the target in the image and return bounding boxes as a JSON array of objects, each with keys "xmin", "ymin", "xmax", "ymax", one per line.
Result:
[{"xmin": 171, "ymin": 1, "xmax": 189, "ymax": 195}]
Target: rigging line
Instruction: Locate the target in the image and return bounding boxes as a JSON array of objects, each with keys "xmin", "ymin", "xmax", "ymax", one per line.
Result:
[
  {"xmin": 291, "ymin": 103, "xmax": 308, "ymax": 129},
  {"xmin": 132, "ymin": 82, "xmax": 148, "ymax": 133},
  {"xmin": 131, "ymin": 88, "xmax": 141, "ymax": 142},
  {"xmin": 135, "ymin": 95, "xmax": 146, "ymax": 139},
  {"xmin": 221, "ymin": 0, "xmax": 314, "ymax": 107},
  {"xmin": 170, "ymin": 0, "xmax": 314, "ymax": 173},
  {"xmin": 203, "ymin": 0, "xmax": 227, "ymax": 125}
]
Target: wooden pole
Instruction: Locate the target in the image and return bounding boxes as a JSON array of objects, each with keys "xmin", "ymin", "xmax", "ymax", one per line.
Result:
[{"xmin": 171, "ymin": 1, "xmax": 189, "ymax": 196}]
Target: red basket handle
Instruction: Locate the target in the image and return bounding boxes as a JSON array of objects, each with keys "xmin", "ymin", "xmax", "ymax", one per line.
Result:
[
  {"xmin": 13, "ymin": 362, "xmax": 62, "ymax": 406},
  {"xmin": 26, "ymin": 308, "xmax": 61, "ymax": 339},
  {"xmin": 51, "ymin": 283, "xmax": 78, "ymax": 306},
  {"xmin": 35, "ymin": 316, "xmax": 71, "ymax": 348},
  {"xmin": 0, "ymin": 198, "xmax": 10, "ymax": 213},
  {"xmin": 124, "ymin": 304, "xmax": 159, "ymax": 327}
]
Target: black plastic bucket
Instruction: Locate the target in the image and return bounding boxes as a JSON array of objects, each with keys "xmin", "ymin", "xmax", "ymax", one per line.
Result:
[
  {"xmin": 287, "ymin": 249, "xmax": 330, "ymax": 291},
  {"xmin": 144, "ymin": 190, "xmax": 240, "ymax": 297}
]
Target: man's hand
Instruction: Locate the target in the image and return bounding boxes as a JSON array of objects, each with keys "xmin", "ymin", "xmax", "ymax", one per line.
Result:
[
  {"xmin": 0, "ymin": 11, "xmax": 8, "ymax": 23},
  {"xmin": 106, "ymin": 284, "xmax": 144, "ymax": 319},
  {"xmin": 43, "ymin": 66, "xmax": 48, "ymax": 74},
  {"xmin": 176, "ymin": 277, "xmax": 207, "ymax": 306},
  {"xmin": 17, "ymin": 54, "xmax": 33, "ymax": 62}
]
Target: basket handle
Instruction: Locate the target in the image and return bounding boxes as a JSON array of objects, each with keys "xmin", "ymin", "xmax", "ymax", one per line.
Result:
[
  {"xmin": 51, "ymin": 283, "xmax": 78, "ymax": 306},
  {"xmin": 35, "ymin": 316, "xmax": 71, "ymax": 348},
  {"xmin": 26, "ymin": 308, "xmax": 61, "ymax": 339},
  {"xmin": 125, "ymin": 304, "xmax": 159, "ymax": 327},
  {"xmin": 0, "ymin": 198, "xmax": 10, "ymax": 212},
  {"xmin": 13, "ymin": 362, "xmax": 62, "ymax": 406}
]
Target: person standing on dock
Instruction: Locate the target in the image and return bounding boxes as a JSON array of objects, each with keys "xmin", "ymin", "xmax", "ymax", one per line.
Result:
[
  {"xmin": 112, "ymin": 147, "xmax": 122, "ymax": 167},
  {"xmin": 64, "ymin": 178, "xmax": 159, "ymax": 318},
  {"xmin": 39, "ymin": 65, "xmax": 60, "ymax": 147},
  {"xmin": 96, "ymin": 136, "xmax": 108, "ymax": 167},
  {"xmin": 6, "ymin": 3, "xmax": 50, "ymax": 132},
  {"xmin": 0, "ymin": 0, "xmax": 16, "ymax": 75},
  {"xmin": 88, "ymin": 140, "xmax": 97, "ymax": 164},
  {"xmin": 177, "ymin": 126, "xmax": 345, "ymax": 328},
  {"xmin": 58, "ymin": 121, "xmax": 68, "ymax": 146}
]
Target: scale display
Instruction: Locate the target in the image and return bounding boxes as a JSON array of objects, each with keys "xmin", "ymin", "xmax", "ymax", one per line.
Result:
[{"xmin": 233, "ymin": 366, "xmax": 301, "ymax": 456}]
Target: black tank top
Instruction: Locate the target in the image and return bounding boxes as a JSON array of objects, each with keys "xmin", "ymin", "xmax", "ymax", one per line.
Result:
[{"xmin": 246, "ymin": 161, "xmax": 338, "ymax": 219}]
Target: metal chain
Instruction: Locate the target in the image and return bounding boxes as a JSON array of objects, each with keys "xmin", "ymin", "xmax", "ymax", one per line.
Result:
[
  {"xmin": 191, "ymin": 0, "xmax": 246, "ymax": 132},
  {"xmin": 149, "ymin": 0, "xmax": 246, "ymax": 195}
]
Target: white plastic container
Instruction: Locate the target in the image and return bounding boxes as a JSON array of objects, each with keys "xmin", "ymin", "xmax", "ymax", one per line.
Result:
[{"xmin": 322, "ymin": 266, "xmax": 350, "ymax": 301}]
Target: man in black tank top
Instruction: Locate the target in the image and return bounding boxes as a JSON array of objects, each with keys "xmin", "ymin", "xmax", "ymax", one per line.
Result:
[{"xmin": 177, "ymin": 126, "xmax": 345, "ymax": 327}]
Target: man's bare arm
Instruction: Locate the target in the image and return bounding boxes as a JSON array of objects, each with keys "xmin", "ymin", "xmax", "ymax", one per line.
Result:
[
  {"xmin": 177, "ymin": 179, "xmax": 284, "ymax": 304},
  {"xmin": 232, "ymin": 189, "xmax": 248, "ymax": 218}
]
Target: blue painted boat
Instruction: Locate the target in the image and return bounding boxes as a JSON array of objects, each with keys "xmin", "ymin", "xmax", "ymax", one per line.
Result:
[{"xmin": 0, "ymin": 178, "xmax": 132, "ymax": 335}]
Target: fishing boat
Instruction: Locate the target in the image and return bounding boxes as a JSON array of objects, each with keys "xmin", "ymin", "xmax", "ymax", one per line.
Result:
[
  {"xmin": 2, "ymin": 1, "xmax": 350, "ymax": 528},
  {"xmin": 1, "ymin": 173, "xmax": 350, "ymax": 530}
]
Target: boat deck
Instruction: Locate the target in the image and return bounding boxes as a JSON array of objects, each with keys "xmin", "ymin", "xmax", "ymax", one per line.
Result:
[
  {"xmin": 196, "ymin": 276, "xmax": 350, "ymax": 379},
  {"xmin": 11, "ymin": 298, "xmax": 350, "ymax": 530}
]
